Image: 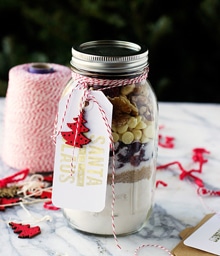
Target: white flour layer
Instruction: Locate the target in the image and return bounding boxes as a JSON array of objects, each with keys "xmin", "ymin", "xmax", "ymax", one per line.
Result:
[{"xmin": 63, "ymin": 178, "xmax": 153, "ymax": 235}]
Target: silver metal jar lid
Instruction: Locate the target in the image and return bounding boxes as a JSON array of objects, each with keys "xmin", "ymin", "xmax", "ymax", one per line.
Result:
[{"xmin": 70, "ymin": 40, "xmax": 148, "ymax": 74}]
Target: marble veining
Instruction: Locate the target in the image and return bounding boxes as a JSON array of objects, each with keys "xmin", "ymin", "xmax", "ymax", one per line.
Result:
[{"xmin": 1, "ymin": 98, "xmax": 220, "ymax": 255}]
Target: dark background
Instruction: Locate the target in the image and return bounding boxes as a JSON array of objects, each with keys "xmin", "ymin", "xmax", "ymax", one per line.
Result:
[{"xmin": 0, "ymin": 0, "xmax": 219, "ymax": 102}]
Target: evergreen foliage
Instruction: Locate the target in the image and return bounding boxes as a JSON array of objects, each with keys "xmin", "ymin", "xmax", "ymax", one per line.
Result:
[{"xmin": 0, "ymin": 0, "xmax": 219, "ymax": 102}]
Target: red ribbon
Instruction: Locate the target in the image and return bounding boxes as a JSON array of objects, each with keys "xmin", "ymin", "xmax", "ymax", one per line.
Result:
[
  {"xmin": 157, "ymin": 148, "xmax": 210, "ymax": 188},
  {"xmin": 192, "ymin": 148, "xmax": 210, "ymax": 172},
  {"xmin": 158, "ymin": 135, "xmax": 175, "ymax": 148},
  {"xmin": 156, "ymin": 180, "xmax": 168, "ymax": 188},
  {"xmin": 0, "ymin": 169, "xmax": 29, "ymax": 188}
]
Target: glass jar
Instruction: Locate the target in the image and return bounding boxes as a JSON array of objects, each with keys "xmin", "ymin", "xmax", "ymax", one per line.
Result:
[{"xmin": 61, "ymin": 40, "xmax": 158, "ymax": 235}]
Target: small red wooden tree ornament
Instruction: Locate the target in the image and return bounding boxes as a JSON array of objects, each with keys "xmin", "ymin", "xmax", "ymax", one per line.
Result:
[
  {"xmin": 61, "ymin": 110, "xmax": 91, "ymax": 148},
  {"xmin": 0, "ymin": 198, "xmax": 21, "ymax": 211},
  {"xmin": 9, "ymin": 222, "xmax": 41, "ymax": 238}
]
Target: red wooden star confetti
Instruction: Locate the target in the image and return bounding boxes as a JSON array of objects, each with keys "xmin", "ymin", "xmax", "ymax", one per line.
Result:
[
  {"xmin": 9, "ymin": 222, "xmax": 41, "ymax": 238},
  {"xmin": 0, "ymin": 197, "xmax": 21, "ymax": 211}
]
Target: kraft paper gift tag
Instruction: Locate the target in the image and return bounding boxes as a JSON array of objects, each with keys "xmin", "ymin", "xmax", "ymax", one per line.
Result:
[{"xmin": 171, "ymin": 213, "xmax": 216, "ymax": 256}]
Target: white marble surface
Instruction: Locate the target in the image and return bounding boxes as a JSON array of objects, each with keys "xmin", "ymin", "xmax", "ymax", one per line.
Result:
[{"xmin": 1, "ymin": 97, "xmax": 220, "ymax": 256}]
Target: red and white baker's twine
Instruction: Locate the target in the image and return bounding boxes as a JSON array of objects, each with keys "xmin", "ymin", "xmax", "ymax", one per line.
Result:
[
  {"xmin": 3, "ymin": 63, "xmax": 71, "ymax": 173},
  {"xmin": 83, "ymin": 92, "xmax": 121, "ymax": 248},
  {"xmin": 52, "ymin": 87, "xmax": 75, "ymax": 145},
  {"xmin": 134, "ymin": 244, "xmax": 174, "ymax": 256},
  {"xmin": 53, "ymin": 68, "xmax": 149, "ymax": 145},
  {"xmin": 71, "ymin": 68, "xmax": 149, "ymax": 89}
]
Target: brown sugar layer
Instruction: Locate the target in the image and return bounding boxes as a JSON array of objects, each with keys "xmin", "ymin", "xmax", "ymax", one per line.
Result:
[{"xmin": 107, "ymin": 165, "xmax": 152, "ymax": 184}]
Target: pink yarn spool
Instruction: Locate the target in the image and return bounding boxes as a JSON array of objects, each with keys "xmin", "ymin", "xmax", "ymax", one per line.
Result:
[{"xmin": 2, "ymin": 63, "xmax": 71, "ymax": 173}]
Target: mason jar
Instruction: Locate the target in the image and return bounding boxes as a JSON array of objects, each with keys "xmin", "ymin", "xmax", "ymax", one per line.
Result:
[{"xmin": 61, "ymin": 40, "xmax": 158, "ymax": 235}]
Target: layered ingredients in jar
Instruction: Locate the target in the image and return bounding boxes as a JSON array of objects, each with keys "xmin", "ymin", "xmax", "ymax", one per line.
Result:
[{"xmin": 63, "ymin": 79, "xmax": 158, "ymax": 235}]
